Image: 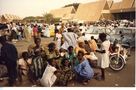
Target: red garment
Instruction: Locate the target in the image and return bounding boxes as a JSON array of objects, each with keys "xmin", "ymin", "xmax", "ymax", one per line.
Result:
[{"xmin": 33, "ymin": 27, "xmax": 38, "ymax": 36}]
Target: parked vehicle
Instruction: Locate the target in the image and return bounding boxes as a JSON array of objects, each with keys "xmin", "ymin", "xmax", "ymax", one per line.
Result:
[
  {"xmin": 109, "ymin": 27, "xmax": 135, "ymax": 48},
  {"xmin": 109, "ymin": 39, "xmax": 130, "ymax": 71},
  {"xmin": 85, "ymin": 27, "xmax": 111, "ymax": 40}
]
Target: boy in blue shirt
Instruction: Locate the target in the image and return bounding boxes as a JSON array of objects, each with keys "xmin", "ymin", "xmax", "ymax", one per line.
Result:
[{"xmin": 74, "ymin": 50, "xmax": 94, "ymax": 85}]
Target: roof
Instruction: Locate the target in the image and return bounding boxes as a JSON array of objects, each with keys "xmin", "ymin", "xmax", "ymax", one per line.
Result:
[
  {"xmin": 0, "ymin": 14, "xmax": 22, "ymax": 23},
  {"xmin": 62, "ymin": 14, "xmax": 75, "ymax": 20},
  {"xmin": 74, "ymin": 0, "xmax": 110, "ymax": 22},
  {"xmin": 1, "ymin": 15, "xmax": 10, "ymax": 22},
  {"xmin": 121, "ymin": 0, "xmax": 134, "ymax": 9},
  {"xmin": 132, "ymin": 0, "xmax": 135, "ymax": 8},
  {"xmin": 110, "ymin": 2, "xmax": 121, "ymax": 10},
  {"xmin": 3, "ymin": 14, "xmax": 21, "ymax": 20},
  {"xmin": 107, "ymin": 0, "xmax": 113, "ymax": 8},
  {"xmin": 50, "ymin": 6, "xmax": 76, "ymax": 18},
  {"xmin": 110, "ymin": 0, "xmax": 135, "ymax": 13}
]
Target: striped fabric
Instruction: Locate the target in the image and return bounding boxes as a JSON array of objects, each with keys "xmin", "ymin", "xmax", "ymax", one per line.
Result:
[{"xmin": 31, "ymin": 56, "xmax": 45, "ymax": 80}]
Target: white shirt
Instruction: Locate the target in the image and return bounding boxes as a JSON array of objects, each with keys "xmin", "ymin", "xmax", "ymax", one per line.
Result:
[
  {"xmin": 18, "ymin": 58, "xmax": 32, "ymax": 75},
  {"xmin": 57, "ymin": 25, "xmax": 61, "ymax": 30},
  {"xmin": 97, "ymin": 40, "xmax": 110, "ymax": 68},
  {"xmin": 40, "ymin": 64, "xmax": 57, "ymax": 87},
  {"xmin": 12, "ymin": 26, "xmax": 17, "ymax": 32},
  {"xmin": 56, "ymin": 33, "xmax": 62, "ymax": 41},
  {"xmin": 28, "ymin": 26, "xmax": 32, "ymax": 34},
  {"xmin": 18, "ymin": 58, "xmax": 32, "ymax": 70},
  {"xmin": 61, "ymin": 32, "xmax": 78, "ymax": 50}
]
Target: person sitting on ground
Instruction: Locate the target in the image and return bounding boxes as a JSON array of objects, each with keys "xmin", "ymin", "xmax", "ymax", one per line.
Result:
[
  {"xmin": 75, "ymin": 41, "xmax": 96, "ymax": 62},
  {"xmin": 59, "ymin": 48, "xmax": 67, "ymax": 58},
  {"xmin": 66, "ymin": 46, "xmax": 78, "ymax": 67},
  {"xmin": 74, "ymin": 51, "xmax": 94, "ymax": 85},
  {"xmin": 44, "ymin": 42, "xmax": 60, "ymax": 69},
  {"xmin": 18, "ymin": 51, "xmax": 32, "ymax": 82},
  {"xmin": 84, "ymin": 40, "xmax": 98, "ymax": 67},
  {"xmin": 75, "ymin": 41, "xmax": 87, "ymax": 54},
  {"xmin": 61, "ymin": 58, "xmax": 71, "ymax": 71},
  {"xmin": 44, "ymin": 42, "xmax": 60, "ymax": 60}
]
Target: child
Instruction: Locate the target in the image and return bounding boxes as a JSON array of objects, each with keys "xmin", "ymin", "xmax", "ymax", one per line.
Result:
[
  {"xmin": 74, "ymin": 51, "xmax": 94, "ymax": 85},
  {"xmin": 96, "ymin": 33, "xmax": 110, "ymax": 80},
  {"xmin": 18, "ymin": 51, "xmax": 32, "ymax": 82},
  {"xmin": 66, "ymin": 46, "xmax": 79, "ymax": 67},
  {"xmin": 61, "ymin": 58, "xmax": 71, "ymax": 71},
  {"xmin": 40, "ymin": 58, "xmax": 57, "ymax": 87},
  {"xmin": 59, "ymin": 58, "xmax": 73, "ymax": 86},
  {"xmin": 59, "ymin": 48, "xmax": 67, "ymax": 58}
]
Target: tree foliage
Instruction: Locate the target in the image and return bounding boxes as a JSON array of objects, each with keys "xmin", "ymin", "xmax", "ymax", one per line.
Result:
[
  {"xmin": 23, "ymin": 16, "xmax": 36, "ymax": 22},
  {"xmin": 23, "ymin": 13, "xmax": 60, "ymax": 23},
  {"xmin": 43, "ymin": 13, "xmax": 54, "ymax": 24},
  {"xmin": 64, "ymin": 3, "xmax": 80, "ymax": 11}
]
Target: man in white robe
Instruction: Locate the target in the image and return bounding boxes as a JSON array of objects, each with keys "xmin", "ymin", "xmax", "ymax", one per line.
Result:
[{"xmin": 61, "ymin": 29, "xmax": 78, "ymax": 50}]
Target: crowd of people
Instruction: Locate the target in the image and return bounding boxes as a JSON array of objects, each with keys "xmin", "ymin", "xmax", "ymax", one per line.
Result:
[
  {"xmin": 94, "ymin": 19, "xmax": 135, "ymax": 28},
  {"xmin": 0, "ymin": 19, "xmax": 135, "ymax": 87},
  {"xmin": 0, "ymin": 19, "xmax": 135, "ymax": 42}
]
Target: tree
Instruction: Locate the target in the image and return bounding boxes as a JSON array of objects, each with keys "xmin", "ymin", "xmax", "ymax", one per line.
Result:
[
  {"xmin": 43, "ymin": 13, "xmax": 54, "ymax": 24},
  {"xmin": 23, "ymin": 16, "xmax": 35, "ymax": 22}
]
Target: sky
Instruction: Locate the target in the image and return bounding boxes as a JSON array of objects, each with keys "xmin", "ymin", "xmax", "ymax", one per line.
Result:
[{"xmin": 0, "ymin": 0, "xmax": 122, "ymax": 18}]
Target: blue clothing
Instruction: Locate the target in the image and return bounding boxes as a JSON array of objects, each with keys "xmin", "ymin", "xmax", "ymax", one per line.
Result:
[{"xmin": 74, "ymin": 59, "xmax": 94, "ymax": 79}]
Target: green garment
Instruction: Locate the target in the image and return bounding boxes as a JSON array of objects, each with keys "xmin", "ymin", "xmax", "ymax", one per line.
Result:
[{"xmin": 66, "ymin": 52, "xmax": 79, "ymax": 67}]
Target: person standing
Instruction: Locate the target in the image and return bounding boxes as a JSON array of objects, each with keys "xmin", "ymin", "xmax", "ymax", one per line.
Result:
[
  {"xmin": 24, "ymin": 25, "xmax": 30, "ymax": 42},
  {"xmin": 59, "ymin": 23, "xmax": 65, "ymax": 34},
  {"xmin": 38, "ymin": 25, "xmax": 42, "ymax": 38},
  {"xmin": 28, "ymin": 24, "xmax": 33, "ymax": 40},
  {"xmin": 89, "ymin": 36, "xmax": 98, "ymax": 52},
  {"xmin": 33, "ymin": 25, "xmax": 38, "ymax": 39},
  {"xmin": 66, "ymin": 46, "xmax": 78, "ymax": 67},
  {"xmin": 96, "ymin": 33, "xmax": 110, "ymax": 80},
  {"xmin": 53, "ymin": 24, "xmax": 59, "ymax": 41},
  {"xmin": 0, "ymin": 36, "xmax": 18, "ymax": 86},
  {"xmin": 28, "ymin": 38, "xmax": 45, "ymax": 81},
  {"xmin": 45, "ymin": 24, "xmax": 50, "ymax": 38},
  {"xmin": 10, "ymin": 23, "xmax": 18, "ymax": 42},
  {"xmin": 56, "ymin": 30, "xmax": 62, "ymax": 50},
  {"xmin": 61, "ymin": 28, "xmax": 78, "ymax": 50}
]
